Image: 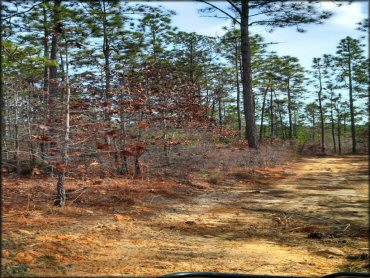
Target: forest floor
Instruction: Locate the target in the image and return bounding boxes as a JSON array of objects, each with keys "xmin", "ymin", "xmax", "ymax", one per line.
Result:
[{"xmin": 2, "ymin": 155, "xmax": 369, "ymax": 277}]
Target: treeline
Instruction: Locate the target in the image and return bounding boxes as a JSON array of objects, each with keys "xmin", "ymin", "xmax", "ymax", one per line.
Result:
[{"xmin": 1, "ymin": 1, "xmax": 368, "ymax": 206}]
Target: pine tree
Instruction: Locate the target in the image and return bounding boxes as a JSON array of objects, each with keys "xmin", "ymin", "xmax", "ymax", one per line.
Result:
[
  {"xmin": 278, "ymin": 56, "xmax": 306, "ymax": 141},
  {"xmin": 311, "ymin": 57, "xmax": 326, "ymax": 154},
  {"xmin": 336, "ymin": 36, "xmax": 367, "ymax": 153},
  {"xmin": 198, "ymin": 0, "xmax": 332, "ymax": 149}
]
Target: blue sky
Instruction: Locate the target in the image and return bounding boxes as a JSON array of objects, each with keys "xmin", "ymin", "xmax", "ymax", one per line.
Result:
[{"xmin": 139, "ymin": 1, "xmax": 368, "ymax": 71}]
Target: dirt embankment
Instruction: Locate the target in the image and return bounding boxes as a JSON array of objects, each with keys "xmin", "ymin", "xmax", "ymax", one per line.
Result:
[{"xmin": 2, "ymin": 155, "xmax": 368, "ymax": 277}]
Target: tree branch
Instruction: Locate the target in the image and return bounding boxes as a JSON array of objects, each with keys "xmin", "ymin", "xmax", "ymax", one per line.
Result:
[
  {"xmin": 197, "ymin": 0, "xmax": 240, "ymax": 25},
  {"xmin": 225, "ymin": 0, "xmax": 241, "ymax": 15},
  {"xmin": 3, "ymin": 2, "xmax": 43, "ymax": 21}
]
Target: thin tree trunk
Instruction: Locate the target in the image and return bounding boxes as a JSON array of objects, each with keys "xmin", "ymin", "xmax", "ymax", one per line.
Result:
[
  {"xmin": 279, "ymin": 113, "xmax": 285, "ymax": 139},
  {"xmin": 42, "ymin": 0, "xmax": 49, "ymax": 93},
  {"xmin": 293, "ymin": 110, "xmax": 298, "ymax": 139},
  {"xmin": 317, "ymin": 66, "xmax": 325, "ymax": 154},
  {"xmin": 343, "ymin": 113, "xmax": 346, "ymax": 134},
  {"xmin": 337, "ymin": 112, "xmax": 342, "ymax": 155},
  {"xmin": 49, "ymin": 0, "xmax": 61, "ymax": 103},
  {"xmin": 101, "ymin": 0, "xmax": 111, "ymax": 124},
  {"xmin": 312, "ymin": 111, "xmax": 316, "ymax": 142},
  {"xmin": 287, "ymin": 78, "xmax": 293, "ymax": 140},
  {"xmin": 152, "ymin": 30, "xmax": 157, "ymax": 62},
  {"xmin": 27, "ymin": 86, "xmax": 36, "ymax": 166},
  {"xmin": 270, "ymin": 86, "xmax": 274, "ymax": 140},
  {"xmin": 347, "ymin": 41, "xmax": 356, "ymax": 153},
  {"xmin": 211, "ymin": 98, "xmax": 216, "ymax": 119},
  {"xmin": 330, "ymin": 90, "xmax": 336, "ymax": 153},
  {"xmin": 273, "ymin": 91, "xmax": 285, "ymax": 140},
  {"xmin": 118, "ymin": 78, "xmax": 128, "ymax": 175},
  {"xmin": 163, "ymin": 119, "xmax": 170, "ymax": 166},
  {"xmin": 134, "ymin": 157, "xmax": 141, "ymax": 177},
  {"xmin": 218, "ymin": 95, "xmax": 222, "ymax": 126},
  {"xmin": 59, "ymin": 52, "xmax": 65, "ymax": 102},
  {"xmin": 55, "ymin": 38, "xmax": 70, "ymax": 207},
  {"xmin": 190, "ymin": 37, "xmax": 195, "ymax": 84},
  {"xmin": 49, "ymin": 0, "xmax": 63, "ymax": 206},
  {"xmin": 240, "ymin": 0, "xmax": 258, "ymax": 149},
  {"xmin": 235, "ymin": 37, "xmax": 242, "ymax": 139},
  {"xmin": 259, "ymin": 85, "xmax": 269, "ymax": 141},
  {"xmin": 49, "ymin": 0, "xmax": 61, "ymax": 162},
  {"xmin": 14, "ymin": 91, "xmax": 21, "ymax": 175},
  {"xmin": 204, "ymin": 69, "xmax": 210, "ymax": 114},
  {"xmin": 55, "ymin": 173, "xmax": 66, "ymax": 207}
]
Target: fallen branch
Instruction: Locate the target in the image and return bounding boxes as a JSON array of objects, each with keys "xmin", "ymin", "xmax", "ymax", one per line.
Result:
[{"xmin": 69, "ymin": 188, "xmax": 89, "ymax": 205}]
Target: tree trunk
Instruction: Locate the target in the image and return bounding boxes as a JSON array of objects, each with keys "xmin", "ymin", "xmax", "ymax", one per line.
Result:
[
  {"xmin": 27, "ymin": 87, "xmax": 36, "ymax": 166},
  {"xmin": 163, "ymin": 119, "xmax": 170, "ymax": 166},
  {"xmin": 287, "ymin": 79, "xmax": 293, "ymax": 140},
  {"xmin": 211, "ymin": 98, "xmax": 216, "ymax": 119},
  {"xmin": 102, "ymin": 0, "xmax": 111, "ymax": 123},
  {"xmin": 190, "ymin": 37, "xmax": 195, "ymax": 84},
  {"xmin": 134, "ymin": 157, "xmax": 141, "ymax": 177},
  {"xmin": 54, "ymin": 37, "xmax": 70, "ymax": 207},
  {"xmin": 312, "ymin": 111, "xmax": 316, "ymax": 142},
  {"xmin": 337, "ymin": 113, "xmax": 342, "ymax": 155},
  {"xmin": 55, "ymin": 173, "xmax": 66, "ymax": 207},
  {"xmin": 330, "ymin": 91, "xmax": 336, "ymax": 153},
  {"xmin": 42, "ymin": 0, "xmax": 49, "ymax": 93},
  {"xmin": 49, "ymin": 0, "xmax": 61, "ymax": 103},
  {"xmin": 152, "ymin": 30, "xmax": 157, "ymax": 62},
  {"xmin": 14, "ymin": 91, "xmax": 21, "ymax": 175},
  {"xmin": 273, "ymin": 91, "xmax": 285, "ymax": 140},
  {"xmin": 218, "ymin": 94, "xmax": 222, "ymax": 126},
  {"xmin": 235, "ymin": 37, "xmax": 242, "ymax": 139},
  {"xmin": 293, "ymin": 110, "xmax": 298, "ymax": 139},
  {"xmin": 240, "ymin": 0, "xmax": 258, "ymax": 149},
  {"xmin": 347, "ymin": 41, "xmax": 356, "ymax": 153},
  {"xmin": 343, "ymin": 113, "xmax": 346, "ymax": 134},
  {"xmin": 270, "ymin": 86, "xmax": 274, "ymax": 140},
  {"xmin": 118, "ymin": 75, "xmax": 128, "ymax": 175},
  {"xmin": 48, "ymin": 0, "xmax": 61, "ymax": 164},
  {"xmin": 259, "ymin": 85, "xmax": 268, "ymax": 141},
  {"xmin": 317, "ymin": 68, "xmax": 325, "ymax": 154}
]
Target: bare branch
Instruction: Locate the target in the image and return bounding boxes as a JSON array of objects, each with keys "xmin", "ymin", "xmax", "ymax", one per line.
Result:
[
  {"xmin": 225, "ymin": 0, "xmax": 241, "ymax": 15},
  {"xmin": 197, "ymin": 0, "xmax": 240, "ymax": 25},
  {"xmin": 3, "ymin": 2, "xmax": 43, "ymax": 21}
]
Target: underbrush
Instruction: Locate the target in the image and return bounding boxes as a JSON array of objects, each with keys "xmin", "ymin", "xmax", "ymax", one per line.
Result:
[
  {"xmin": 3, "ymin": 141, "xmax": 296, "ymax": 183},
  {"xmin": 140, "ymin": 141, "xmax": 296, "ymax": 181}
]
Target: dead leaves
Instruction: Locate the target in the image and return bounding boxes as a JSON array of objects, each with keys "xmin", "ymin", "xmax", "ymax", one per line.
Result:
[
  {"xmin": 96, "ymin": 143, "xmax": 110, "ymax": 150},
  {"xmin": 113, "ymin": 214, "xmax": 132, "ymax": 222},
  {"xmin": 31, "ymin": 167, "xmax": 44, "ymax": 176},
  {"xmin": 55, "ymin": 235, "xmax": 70, "ymax": 240},
  {"xmin": 105, "ymin": 130, "xmax": 119, "ymax": 137},
  {"xmin": 55, "ymin": 163, "xmax": 68, "ymax": 172},
  {"xmin": 89, "ymin": 162, "xmax": 99, "ymax": 167},
  {"xmin": 164, "ymin": 140, "xmax": 181, "ymax": 147},
  {"xmin": 138, "ymin": 121, "xmax": 149, "ymax": 129},
  {"xmin": 2, "ymin": 250, "xmax": 10, "ymax": 258},
  {"xmin": 32, "ymin": 135, "xmax": 53, "ymax": 141},
  {"xmin": 38, "ymin": 124, "xmax": 52, "ymax": 131},
  {"xmin": 121, "ymin": 142, "xmax": 147, "ymax": 158},
  {"xmin": 14, "ymin": 251, "xmax": 36, "ymax": 264}
]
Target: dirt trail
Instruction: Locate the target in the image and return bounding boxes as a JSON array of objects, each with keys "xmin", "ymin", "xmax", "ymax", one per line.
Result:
[{"xmin": 2, "ymin": 156, "xmax": 368, "ymax": 276}]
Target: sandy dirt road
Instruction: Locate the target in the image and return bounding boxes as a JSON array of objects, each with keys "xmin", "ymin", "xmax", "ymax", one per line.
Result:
[{"xmin": 2, "ymin": 155, "xmax": 368, "ymax": 276}]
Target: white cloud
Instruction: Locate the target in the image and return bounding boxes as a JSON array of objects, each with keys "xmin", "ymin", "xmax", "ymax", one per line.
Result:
[
  {"xmin": 323, "ymin": 2, "xmax": 366, "ymax": 29},
  {"xmin": 196, "ymin": 22, "xmax": 228, "ymax": 36}
]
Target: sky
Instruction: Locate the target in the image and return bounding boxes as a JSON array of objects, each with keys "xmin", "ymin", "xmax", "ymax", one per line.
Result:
[{"xmin": 139, "ymin": 1, "xmax": 368, "ymax": 71}]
